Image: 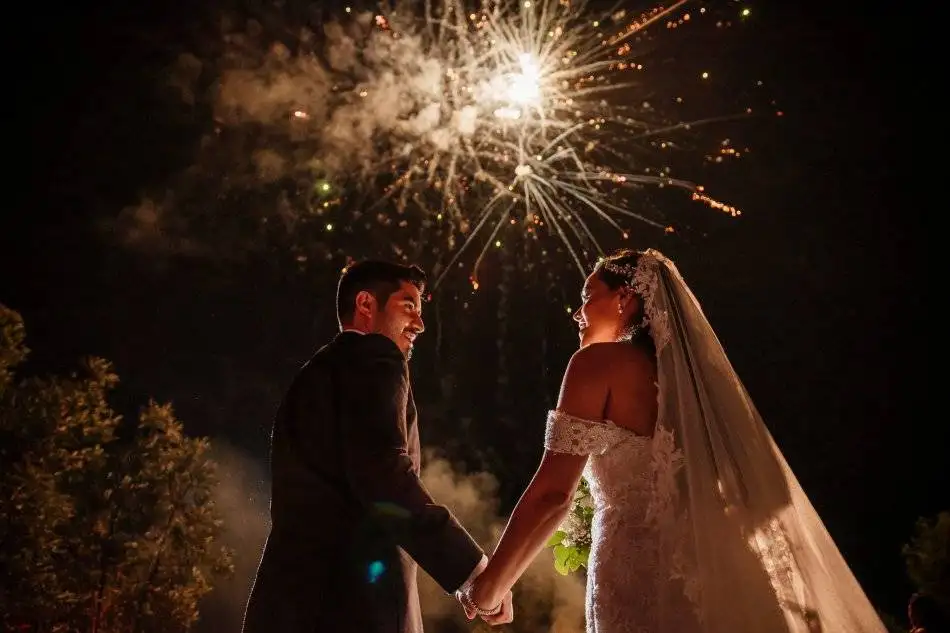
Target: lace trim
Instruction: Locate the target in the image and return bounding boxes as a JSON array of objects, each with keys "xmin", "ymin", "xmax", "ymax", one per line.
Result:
[
  {"xmin": 748, "ymin": 518, "xmax": 802, "ymax": 610},
  {"xmin": 644, "ymin": 426, "xmax": 684, "ymax": 526},
  {"xmin": 544, "ymin": 410, "xmax": 631, "ymax": 456},
  {"xmin": 632, "ymin": 250, "xmax": 671, "ymax": 353}
]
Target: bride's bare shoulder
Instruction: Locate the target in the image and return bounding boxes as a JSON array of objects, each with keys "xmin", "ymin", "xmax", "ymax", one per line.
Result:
[
  {"xmin": 569, "ymin": 341, "xmax": 618, "ymax": 368},
  {"xmin": 559, "ymin": 343, "xmax": 654, "ymax": 417},
  {"xmin": 572, "ymin": 342, "xmax": 654, "ymax": 381}
]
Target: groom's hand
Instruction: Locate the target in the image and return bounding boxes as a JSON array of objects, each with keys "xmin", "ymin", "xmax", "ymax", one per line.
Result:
[
  {"xmin": 457, "ymin": 555, "xmax": 488, "ymax": 619},
  {"xmin": 456, "ymin": 591, "xmax": 476, "ymax": 621}
]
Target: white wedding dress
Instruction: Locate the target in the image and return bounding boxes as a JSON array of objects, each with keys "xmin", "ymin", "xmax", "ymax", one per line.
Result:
[{"xmin": 541, "ymin": 250, "xmax": 888, "ymax": 633}]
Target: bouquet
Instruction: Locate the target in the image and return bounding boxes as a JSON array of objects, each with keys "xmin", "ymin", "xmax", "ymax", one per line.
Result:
[{"xmin": 546, "ymin": 477, "xmax": 594, "ymax": 575}]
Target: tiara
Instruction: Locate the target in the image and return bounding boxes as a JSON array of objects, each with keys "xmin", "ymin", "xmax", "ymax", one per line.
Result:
[
  {"xmin": 600, "ymin": 249, "xmax": 667, "ymax": 285},
  {"xmin": 600, "ymin": 250, "xmax": 661, "ymax": 301}
]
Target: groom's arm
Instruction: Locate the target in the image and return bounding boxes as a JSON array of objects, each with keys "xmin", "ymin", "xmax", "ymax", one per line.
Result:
[{"xmin": 339, "ymin": 334, "xmax": 484, "ymax": 594}]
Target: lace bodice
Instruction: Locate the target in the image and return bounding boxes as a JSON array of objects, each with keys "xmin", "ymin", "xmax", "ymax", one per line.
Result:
[
  {"xmin": 545, "ymin": 410, "xmax": 696, "ymax": 633},
  {"xmin": 544, "ymin": 409, "xmax": 653, "ymax": 501}
]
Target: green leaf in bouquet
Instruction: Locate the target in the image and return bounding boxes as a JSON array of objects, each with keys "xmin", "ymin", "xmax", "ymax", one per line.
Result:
[
  {"xmin": 553, "ymin": 543, "xmax": 589, "ymax": 575},
  {"xmin": 577, "ymin": 545, "xmax": 590, "ymax": 567},
  {"xmin": 553, "ymin": 544, "xmax": 573, "ymax": 575},
  {"xmin": 547, "ymin": 530, "xmax": 567, "ymax": 547}
]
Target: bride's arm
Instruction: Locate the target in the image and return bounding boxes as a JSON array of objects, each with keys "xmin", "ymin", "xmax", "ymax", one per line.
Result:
[
  {"xmin": 470, "ymin": 451, "xmax": 587, "ymax": 608},
  {"xmin": 469, "ymin": 346, "xmax": 609, "ymax": 610}
]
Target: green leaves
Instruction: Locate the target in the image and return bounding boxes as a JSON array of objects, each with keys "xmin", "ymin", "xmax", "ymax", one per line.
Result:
[
  {"xmin": 545, "ymin": 477, "xmax": 593, "ymax": 576},
  {"xmin": 552, "ymin": 542, "xmax": 590, "ymax": 576},
  {"xmin": 547, "ymin": 529, "xmax": 567, "ymax": 547}
]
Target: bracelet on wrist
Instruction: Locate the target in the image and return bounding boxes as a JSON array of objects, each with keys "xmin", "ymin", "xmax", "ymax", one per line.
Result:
[{"xmin": 456, "ymin": 580, "xmax": 502, "ymax": 616}]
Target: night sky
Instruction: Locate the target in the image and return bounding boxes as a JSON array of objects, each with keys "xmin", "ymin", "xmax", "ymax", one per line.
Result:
[{"xmin": 3, "ymin": 0, "xmax": 939, "ymax": 626}]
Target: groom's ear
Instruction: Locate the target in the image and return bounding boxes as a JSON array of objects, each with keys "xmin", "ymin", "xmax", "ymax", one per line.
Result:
[{"xmin": 354, "ymin": 290, "xmax": 378, "ymax": 319}]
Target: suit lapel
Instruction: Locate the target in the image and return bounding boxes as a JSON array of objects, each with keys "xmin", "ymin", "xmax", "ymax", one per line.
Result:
[{"xmin": 406, "ymin": 383, "xmax": 421, "ymax": 475}]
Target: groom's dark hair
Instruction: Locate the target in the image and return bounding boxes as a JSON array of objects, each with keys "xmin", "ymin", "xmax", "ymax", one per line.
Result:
[{"xmin": 336, "ymin": 259, "xmax": 427, "ymax": 327}]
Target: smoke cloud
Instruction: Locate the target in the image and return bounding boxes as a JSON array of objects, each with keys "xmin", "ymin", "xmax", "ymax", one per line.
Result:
[
  {"xmin": 199, "ymin": 441, "xmax": 271, "ymax": 633},
  {"xmin": 110, "ymin": 6, "xmax": 508, "ymax": 260},
  {"xmin": 112, "ymin": 196, "xmax": 202, "ymax": 257},
  {"xmin": 207, "ymin": 10, "xmax": 467, "ymax": 175},
  {"xmin": 418, "ymin": 450, "xmax": 586, "ymax": 632},
  {"xmin": 200, "ymin": 444, "xmax": 585, "ymax": 632}
]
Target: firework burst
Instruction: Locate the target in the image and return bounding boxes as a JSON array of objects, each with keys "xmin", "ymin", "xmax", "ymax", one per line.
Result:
[
  {"xmin": 322, "ymin": 0, "xmax": 744, "ymax": 286},
  {"xmin": 152, "ymin": 0, "xmax": 762, "ymax": 286}
]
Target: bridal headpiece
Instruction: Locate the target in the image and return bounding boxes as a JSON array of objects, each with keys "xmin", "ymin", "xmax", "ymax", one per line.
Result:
[{"xmin": 600, "ymin": 249, "xmax": 671, "ymax": 351}]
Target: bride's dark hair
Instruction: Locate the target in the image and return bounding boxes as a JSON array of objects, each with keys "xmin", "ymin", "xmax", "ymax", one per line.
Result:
[{"xmin": 594, "ymin": 249, "xmax": 656, "ymax": 355}]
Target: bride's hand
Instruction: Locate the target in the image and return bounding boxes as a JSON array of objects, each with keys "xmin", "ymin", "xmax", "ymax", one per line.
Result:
[
  {"xmin": 478, "ymin": 590, "xmax": 514, "ymax": 626},
  {"xmin": 470, "ymin": 573, "xmax": 513, "ymax": 626},
  {"xmin": 456, "ymin": 573, "xmax": 513, "ymax": 625}
]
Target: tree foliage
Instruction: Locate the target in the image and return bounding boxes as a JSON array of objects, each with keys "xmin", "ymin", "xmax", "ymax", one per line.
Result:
[
  {"xmin": 903, "ymin": 510, "xmax": 950, "ymax": 617},
  {"xmin": 0, "ymin": 304, "xmax": 234, "ymax": 632}
]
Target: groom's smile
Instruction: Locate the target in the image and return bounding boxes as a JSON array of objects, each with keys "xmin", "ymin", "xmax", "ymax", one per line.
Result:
[{"xmin": 375, "ymin": 280, "xmax": 425, "ymax": 358}]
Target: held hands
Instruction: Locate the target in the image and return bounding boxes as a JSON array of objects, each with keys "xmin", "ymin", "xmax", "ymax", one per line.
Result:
[{"xmin": 455, "ymin": 568, "xmax": 514, "ymax": 626}]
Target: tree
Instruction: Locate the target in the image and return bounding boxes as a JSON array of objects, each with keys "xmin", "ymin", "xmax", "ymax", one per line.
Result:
[
  {"xmin": 0, "ymin": 304, "xmax": 233, "ymax": 632},
  {"xmin": 903, "ymin": 510, "xmax": 950, "ymax": 617}
]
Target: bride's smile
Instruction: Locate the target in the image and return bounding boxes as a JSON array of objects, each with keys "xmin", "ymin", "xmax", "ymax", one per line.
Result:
[{"xmin": 572, "ymin": 267, "xmax": 638, "ymax": 347}]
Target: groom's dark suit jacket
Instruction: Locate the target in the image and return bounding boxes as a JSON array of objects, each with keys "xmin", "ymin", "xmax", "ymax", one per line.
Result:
[{"xmin": 242, "ymin": 331, "xmax": 484, "ymax": 633}]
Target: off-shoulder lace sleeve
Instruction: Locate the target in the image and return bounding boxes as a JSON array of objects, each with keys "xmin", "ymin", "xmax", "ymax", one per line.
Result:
[{"xmin": 544, "ymin": 410, "xmax": 629, "ymax": 456}]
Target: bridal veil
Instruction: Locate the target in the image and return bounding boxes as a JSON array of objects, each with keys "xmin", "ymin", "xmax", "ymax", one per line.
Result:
[{"xmin": 628, "ymin": 249, "xmax": 886, "ymax": 633}]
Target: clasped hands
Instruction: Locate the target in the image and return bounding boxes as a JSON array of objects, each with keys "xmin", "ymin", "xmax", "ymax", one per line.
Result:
[{"xmin": 455, "ymin": 561, "xmax": 514, "ymax": 626}]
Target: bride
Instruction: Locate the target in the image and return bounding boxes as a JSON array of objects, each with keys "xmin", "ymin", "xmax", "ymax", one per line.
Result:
[{"xmin": 458, "ymin": 249, "xmax": 887, "ymax": 632}]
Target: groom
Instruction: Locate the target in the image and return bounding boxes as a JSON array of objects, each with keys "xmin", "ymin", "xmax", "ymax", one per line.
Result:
[{"xmin": 242, "ymin": 260, "xmax": 497, "ymax": 633}]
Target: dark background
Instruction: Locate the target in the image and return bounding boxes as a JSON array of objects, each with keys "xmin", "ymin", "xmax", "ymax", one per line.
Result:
[{"xmin": 3, "ymin": 0, "xmax": 938, "ymax": 626}]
